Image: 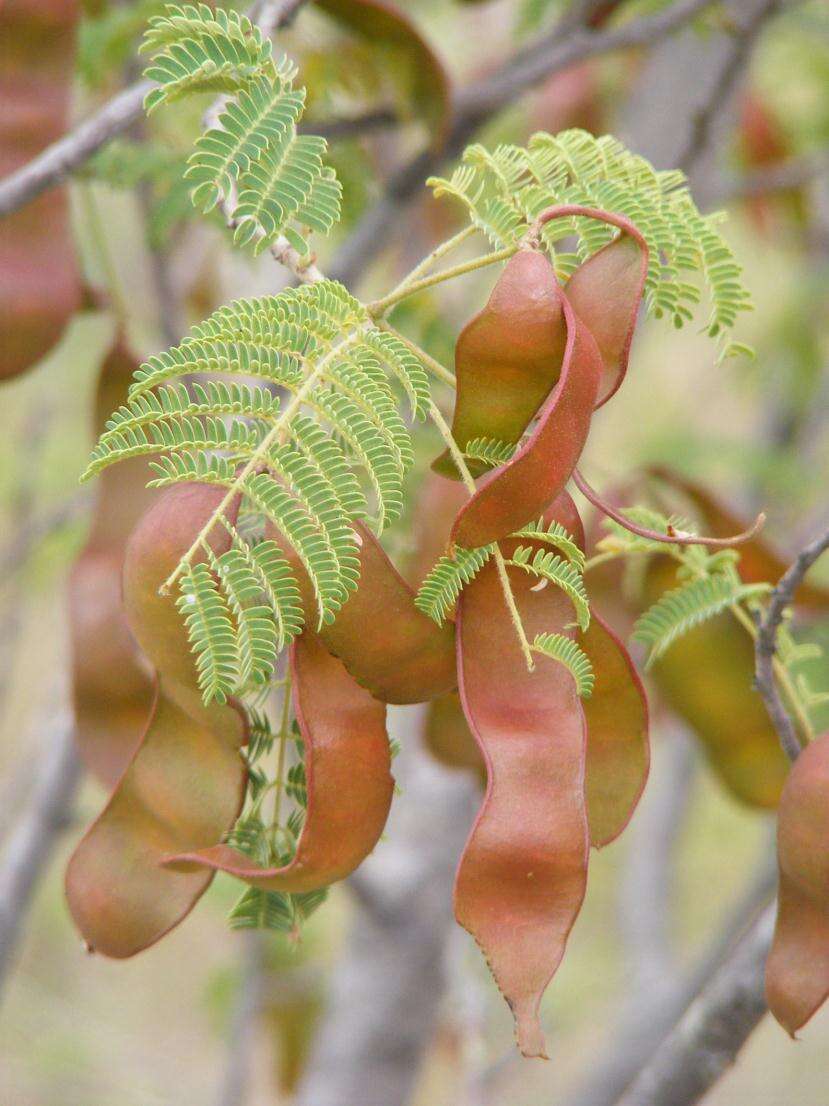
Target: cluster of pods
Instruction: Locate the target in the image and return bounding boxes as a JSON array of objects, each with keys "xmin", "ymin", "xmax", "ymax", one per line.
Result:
[{"xmin": 64, "ymin": 205, "xmax": 828, "ymax": 1055}]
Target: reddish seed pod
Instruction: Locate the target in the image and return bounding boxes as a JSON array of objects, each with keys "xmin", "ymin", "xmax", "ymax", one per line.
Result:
[
  {"xmin": 65, "ymin": 484, "xmax": 248, "ymax": 957},
  {"xmin": 164, "ymin": 630, "xmax": 394, "ymax": 893},
  {"xmin": 70, "ymin": 342, "xmax": 158, "ymax": 786},
  {"xmin": 765, "ymin": 733, "xmax": 829, "ymax": 1036},
  {"xmin": 433, "ymin": 249, "xmax": 567, "ymax": 479},
  {"xmin": 565, "ymin": 231, "xmax": 648, "ymax": 407},
  {"xmin": 456, "ymin": 550, "xmax": 588, "ymax": 1058},
  {"xmin": 451, "ymin": 285, "xmax": 603, "ymax": 549}
]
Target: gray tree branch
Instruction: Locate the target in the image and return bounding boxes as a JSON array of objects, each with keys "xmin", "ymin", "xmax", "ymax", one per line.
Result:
[
  {"xmin": 0, "ymin": 0, "xmax": 717, "ymax": 223},
  {"xmin": 614, "ymin": 906, "xmax": 777, "ymax": 1106},
  {"xmin": 0, "ymin": 718, "xmax": 81, "ymax": 996}
]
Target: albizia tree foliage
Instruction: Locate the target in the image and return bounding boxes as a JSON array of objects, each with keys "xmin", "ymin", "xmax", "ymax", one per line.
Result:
[{"xmin": 2, "ymin": 0, "xmax": 829, "ymax": 1096}]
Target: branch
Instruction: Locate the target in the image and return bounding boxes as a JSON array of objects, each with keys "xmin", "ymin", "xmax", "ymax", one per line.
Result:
[
  {"xmin": 675, "ymin": 0, "xmax": 788, "ymax": 176},
  {"xmin": 0, "ymin": 0, "xmax": 716, "ymax": 227},
  {"xmin": 563, "ymin": 832, "xmax": 776, "ymax": 1106},
  {"xmin": 0, "ymin": 718, "xmax": 81, "ymax": 996},
  {"xmin": 215, "ymin": 932, "xmax": 267, "ymax": 1106},
  {"xmin": 614, "ymin": 905, "xmax": 776, "ymax": 1106},
  {"xmin": 754, "ymin": 523, "xmax": 829, "ymax": 762},
  {"xmin": 707, "ymin": 149, "xmax": 829, "ymax": 207},
  {"xmin": 604, "ymin": 526, "xmax": 829, "ymax": 1106}
]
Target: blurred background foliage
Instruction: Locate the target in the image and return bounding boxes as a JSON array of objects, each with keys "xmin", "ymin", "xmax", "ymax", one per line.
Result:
[{"xmin": 1, "ymin": 0, "xmax": 828, "ymax": 1103}]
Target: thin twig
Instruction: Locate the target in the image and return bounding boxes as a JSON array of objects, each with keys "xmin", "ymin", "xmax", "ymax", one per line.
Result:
[
  {"xmin": 708, "ymin": 148, "xmax": 829, "ymax": 207},
  {"xmin": 754, "ymin": 524, "xmax": 829, "ymax": 762}
]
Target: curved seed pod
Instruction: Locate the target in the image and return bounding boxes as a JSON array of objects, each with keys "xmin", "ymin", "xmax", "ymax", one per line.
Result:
[
  {"xmin": 579, "ymin": 613, "xmax": 649, "ymax": 847},
  {"xmin": 313, "ymin": 0, "xmax": 451, "ymax": 149},
  {"xmin": 455, "ymin": 553, "xmax": 589, "ymax": 1058},
  {"xmin": 65, "ymin": 678, "xmax": 248, "ymax": 957},
  {"xmin": 564, "ymin": 227, "xmax": 648, "ymax": 407},
  {"xmin": 70, "ymin": 342, "xmax": 158, "ymax": 786},
  {"xmin": 649, "ymin": 466, "xmax": 829, "ymax": 608},
  {"xmin": 65, "ymin": 483, "xmax": 248, "ymax": 955},
  {"xmin": 450, "ymin": 287, "xmax": 603, "ymax": 549},
  {"xmin": 646, "ymin": 558, "xmax": 789, "ymax": 808},
  {"xmin": 0, "ymin": 0, "xmax": 81, "ymax": 380},
  {"xmin": 269, "ymin": 520, "xmax": 457, "ymax": 703},
  {"xmin": 765, "ymin": 733, "xmax": 829, "ymax": 1036},
  {"xmin": 164, "ymin": 630, "xmax": 393, "ymax": 892},
  {"xmin": 432, "ymin": 250, "xmax": 567, "ymax": 479}
]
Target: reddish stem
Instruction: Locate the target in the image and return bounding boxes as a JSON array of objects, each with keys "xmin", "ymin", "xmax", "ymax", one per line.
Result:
[{"xmin": 572, "ymin": 469, "xmax": 766, "ymax": 549}]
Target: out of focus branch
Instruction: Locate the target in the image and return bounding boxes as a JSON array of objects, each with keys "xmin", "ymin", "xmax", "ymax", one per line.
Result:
[
  {"xmin": 709, "ymin": 148, "xmax": 829, "ymax": 207},
  {"xmin": 0, "ymin": 718, "xmax": 81, "ymax": 997},
  {"xmin": 618, "ymin": 729, "xmax": 696, "ymax": 1006},
  {"xmin": 0, "ymin": 0, "xmax": 716, "ymax": 225},
  {"xmin": 563, "ymin": 833, "xmax": 777, "ymax": 1106},
  {"xmin": 676, "ymin": 0, "xmax": 787, "ymax": 176},
  {"xmin": 215, "ymin": 932, "xmax": 267, "ymax": 1106}
]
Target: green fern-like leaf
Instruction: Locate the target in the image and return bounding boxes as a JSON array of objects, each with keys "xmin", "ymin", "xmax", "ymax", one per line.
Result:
[
  {"xmin": 415, "ymin": 545, "xmax": 496, "ymax": 624},
  {"xmin": 512, "ymin": 518, "xmax": 585, "ymax": 570},
  {"xmin": 141, "ymin": 4, "xmax": 341, "ymax": 254},
  {"xmin": 463, "ymin": 436, "xmax": 517, "ymax": 468},
  {"xmin": 507, "ymin": 547, "xmax": 591, "ymax": 631},
  {"xmin": 428, "ymin": 129, "xmax": 752, "ymax": 354},
  {"xmin": 633, "ymin": 573, "xmax": 770, "ymax": 668},
  {"xmin": 176, "ymin": 560, "xmax": 239, "ymax": 703},
  {"xmin": 531, "ymin": 632, "xmax": 594, "ymax": 698},
  {"xmin": 142, "ymin": 4, "xmax": 274, "ymax": 112}
]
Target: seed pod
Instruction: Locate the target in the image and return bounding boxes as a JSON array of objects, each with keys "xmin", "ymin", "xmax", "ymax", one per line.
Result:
[
  {"xmin": 450, "ymin": 285, "xmax": 603, "ymax": 549},
  {"xmin": 164, "ymin": 630, "xmax": 394, "ymax": 893},
  {"xmin": 765, "ymin": 733, "xmax": 829, "ymax": 1036},
  {"xmin": 432, "ymin": 250, "xmax": 567, "ymax": 479},
  {"xmin": 418, "ymin": 481, "xmax": 649, "ymax": 843},
  {"xmin": 0, "ymin": 0, "xmax": 81, "ymax": 380},
  {"xmin": 565, "ymin": 229, "xmax": 648, "ymax": 407},
  {"xmin": 65, "ymin": 484, "xmax": 247, "ymax": 956},
  {"xmin": 649, "ymin": 466, "xmax": 829, "ymax": 609},
  {"xmin": 580, "ymin": 612, "xmax": 649, "ymax": 847},
  {"xmin": 646, "ymin": 557, "xmax": 789, "ymax": 808},
  {"xmin": 455, "ymin": 548, "xmax": 589, "ymax": 1058},
  {"xmin": 65, "ymin": 679, "xmax": 248, "ymax": 957},
  {"xmin": 270, "ymin": 519, "xmax": 457, "ymax": 704}
]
